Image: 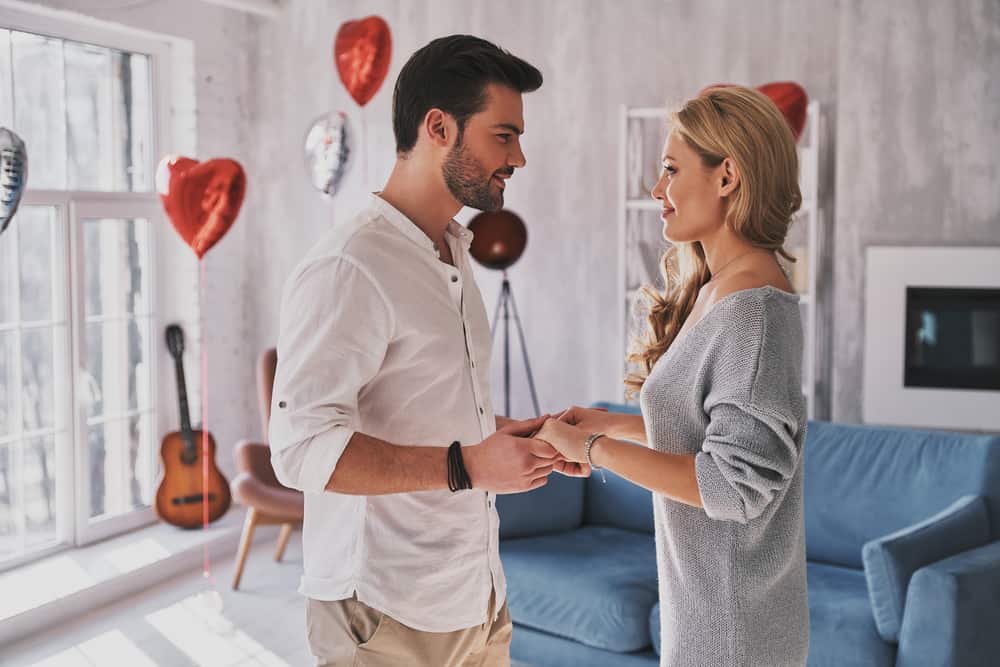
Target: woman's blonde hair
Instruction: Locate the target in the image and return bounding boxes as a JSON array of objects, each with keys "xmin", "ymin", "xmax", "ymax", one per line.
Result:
[{"xmin": 624, "ymin": 85, "xmax": 802, "ymax": 398}]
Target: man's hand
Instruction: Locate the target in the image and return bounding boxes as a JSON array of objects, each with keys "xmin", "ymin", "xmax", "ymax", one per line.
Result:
[
  {"xmin": 464, "ymin": 416, "xmax": 560, "ymax": 494},
  {"xmin": 552, "ymin": 457, "xmax": 592, "ymax": 478}
]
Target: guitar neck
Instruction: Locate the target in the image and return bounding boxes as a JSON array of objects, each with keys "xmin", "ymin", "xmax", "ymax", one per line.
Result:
[{"xmin": 173, "ymin": 357, "xmax": 194, "ymax": 437}]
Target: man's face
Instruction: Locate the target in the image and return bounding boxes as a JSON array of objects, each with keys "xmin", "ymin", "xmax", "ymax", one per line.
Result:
[{"xmin": 442, "ymin": 84, "xmax": 526, "ymax": 211}]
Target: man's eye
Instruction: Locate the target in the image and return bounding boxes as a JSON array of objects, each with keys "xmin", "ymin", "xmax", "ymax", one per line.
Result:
[{"xmin": 498, "ymin": 134, "xmax": 511, "ymax": 143}]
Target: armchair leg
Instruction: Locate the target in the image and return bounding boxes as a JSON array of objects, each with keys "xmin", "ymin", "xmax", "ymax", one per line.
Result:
[
  {"xmin": 275, "ymin": 523, "xmax": 293, "ymax": 562},
  {"xmin": 232, "ymin": 508, "xmax": 259, "ymax": 590}
]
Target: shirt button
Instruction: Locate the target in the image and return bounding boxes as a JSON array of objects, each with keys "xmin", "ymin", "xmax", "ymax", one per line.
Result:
[
  {"xmin": 479, "ymin": 407, "xmax": 484, "ymax": 414},
  {"xmin": 451, "ymin": 275, "xmax": 458, "ymax": 283},
  {"xmin": 278, "ymin": 401, "xmax": 287, "ymax": 409}
]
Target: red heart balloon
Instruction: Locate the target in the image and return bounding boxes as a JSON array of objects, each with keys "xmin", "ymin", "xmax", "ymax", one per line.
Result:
[
  {"xmin": 334, "ymin": 16, "xmax": 392, "ymax": 107},
  {"xmin": 156, "ymin": 156, "xmax": 246, "ymax": 259},
  {"xmin": 698, "ymin": 81, "xmax": 808, "ymax": 142},
  {"xmin": 756, "ymin": 82, "xmax": 808, "ymax": 141}
]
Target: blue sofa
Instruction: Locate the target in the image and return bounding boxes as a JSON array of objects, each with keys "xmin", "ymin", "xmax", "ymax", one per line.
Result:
[{"xmin": 496, "ymin": 405, "xmax": 1000, "ymax": 666}]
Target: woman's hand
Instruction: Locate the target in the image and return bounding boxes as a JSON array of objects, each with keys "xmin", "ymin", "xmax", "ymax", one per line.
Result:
[
  {"xmin": 535, "ymin": 419, "xmax": 590, "ymax": 464},
  {"xmin": 558, "ymin": 405, "xmax": 641, "ymax": 442}
]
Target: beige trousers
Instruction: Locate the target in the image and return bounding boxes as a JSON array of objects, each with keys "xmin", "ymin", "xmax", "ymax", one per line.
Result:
[{"xmin": 306, "ymin": 590, "xmax": 512, "ymax": 667}]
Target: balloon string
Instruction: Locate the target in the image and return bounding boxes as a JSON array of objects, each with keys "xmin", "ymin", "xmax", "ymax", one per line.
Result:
[
  {"xmin": 199, "ymin": 258, "xmax": 212, "ymax": 584},
  {"xmin": 362, "ymin": 107, "xmax": 369, "ymax": 191}
]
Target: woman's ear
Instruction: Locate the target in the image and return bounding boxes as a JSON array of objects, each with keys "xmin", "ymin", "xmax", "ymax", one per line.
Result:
[{"xmin": 719, "ymin": 157, "xmax": 740, "ymax": 197}]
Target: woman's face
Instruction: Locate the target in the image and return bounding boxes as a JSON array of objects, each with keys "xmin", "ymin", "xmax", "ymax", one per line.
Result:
[{"xmin": 650, "ymin": 132, "xmax": 726, "ymax": 243}]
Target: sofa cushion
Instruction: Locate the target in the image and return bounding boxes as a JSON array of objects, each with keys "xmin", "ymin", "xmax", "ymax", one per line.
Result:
[
  {"xmin": 584, "ymin": 402, "xmax": 654, "ymax": 534},
  {"xmin": 584, "ymin": 466, "xmax": 655, "ymax": 535},
  {"xmin": 804, "ymin": 421, "xmax": 1000, "ymax": 568},
  {"xmin": 863, "ymin": 495, "xmax": 990, "ymax": 643},
  {"xmin": 806, "ymin": 561, "xmax": 895, "ymax": 667},
  {"xmin": 501, "ymin": 525, "xmax": 658, "ymax": 653},
  {"xmin": 511, "ymin": 623, "xmax": 659, "ymax": 667},
  {"xmin": 497, "ymin": 472, "xmax": 585, "ymax": 539}
]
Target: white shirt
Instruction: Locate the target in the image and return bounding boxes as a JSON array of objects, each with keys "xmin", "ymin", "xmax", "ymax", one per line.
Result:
[{"xmin": 269, "ymin": 194, "xmax": 504, "ymax": 632}]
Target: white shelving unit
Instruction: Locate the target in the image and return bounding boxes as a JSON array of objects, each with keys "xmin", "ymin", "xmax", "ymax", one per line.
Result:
[{"xmin": 617, "ymin": 101, "xmax": 825, "ymax": 418}]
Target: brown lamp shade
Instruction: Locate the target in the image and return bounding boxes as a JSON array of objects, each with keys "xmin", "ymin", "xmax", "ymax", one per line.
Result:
[{"xmin": 467, "ymin": 209, "xmax": 527, "ymax": 270}]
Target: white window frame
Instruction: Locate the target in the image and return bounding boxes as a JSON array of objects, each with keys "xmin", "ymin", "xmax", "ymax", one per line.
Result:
[{"xmin": 1, "ymin": 0, "xmax": 199, "ymax": 570}]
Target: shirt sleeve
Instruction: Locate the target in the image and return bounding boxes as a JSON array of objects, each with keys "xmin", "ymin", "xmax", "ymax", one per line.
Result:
[
  {"xmin": 695, "ymin": 400, "xmax": 801, "ymax": 524},
  {"xmin": 268, "ymin": 255, "xmax": 393, "ymax": 494}
]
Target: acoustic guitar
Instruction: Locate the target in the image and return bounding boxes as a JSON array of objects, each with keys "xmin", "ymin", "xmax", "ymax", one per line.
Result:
[{"xmin": 154, "ymin": 324, "xmax": 231, "ymax": 528}]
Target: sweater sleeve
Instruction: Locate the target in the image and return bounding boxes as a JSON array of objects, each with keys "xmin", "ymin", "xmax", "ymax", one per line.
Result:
[
  {"xmin": 693, "ymin": 294, "xmax": 805, "ymax": 524},
  {"xmin": 695, "ymin": 401, "xmax": 801, "ymax": 524}
]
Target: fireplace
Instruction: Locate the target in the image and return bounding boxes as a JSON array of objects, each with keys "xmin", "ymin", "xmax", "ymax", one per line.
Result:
[{"xmin": 864, "ymin": 247, "xmax": 1000, "ymax": 430}]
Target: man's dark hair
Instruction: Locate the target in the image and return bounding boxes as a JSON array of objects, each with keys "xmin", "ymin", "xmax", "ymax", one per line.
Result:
[{"xmin": 392, "ymin": 35, "xmax": 543, "ymax": 155}]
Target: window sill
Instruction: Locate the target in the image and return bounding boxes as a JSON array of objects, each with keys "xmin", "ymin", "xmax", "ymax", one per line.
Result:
[{"xmin": 0, "ymin": 508, "xmax": 253, "ymax": 646}]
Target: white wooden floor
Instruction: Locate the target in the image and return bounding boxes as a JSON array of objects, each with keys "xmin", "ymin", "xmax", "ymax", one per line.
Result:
[
  {"xmin": 2, "ymin": 531, "xmax": 533, "ymax": 666},
  {"xmin": 3, "ymin": 528, "xmax": 311, "ymax": 666}
]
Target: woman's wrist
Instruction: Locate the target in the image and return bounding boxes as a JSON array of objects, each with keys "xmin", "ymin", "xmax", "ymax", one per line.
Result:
[{"xmin": 589, "ymin": 435, "xmax": 621, "ymax": 469}]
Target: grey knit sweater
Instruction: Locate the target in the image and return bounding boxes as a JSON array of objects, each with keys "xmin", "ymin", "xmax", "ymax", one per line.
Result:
[{"xmin": 639, "ymin": 285, "xmax": 809, "ymax": 667}]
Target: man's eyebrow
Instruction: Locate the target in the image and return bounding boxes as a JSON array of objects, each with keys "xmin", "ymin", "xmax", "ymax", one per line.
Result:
[{"xmin": 493, "ymin": 123, "xmax": 524, "ymax": 135}]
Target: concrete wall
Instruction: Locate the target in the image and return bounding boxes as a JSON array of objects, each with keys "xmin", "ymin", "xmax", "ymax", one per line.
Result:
[{"xmin": 833, "ymin": 0, "xmax": 1000, "ymax": 422}]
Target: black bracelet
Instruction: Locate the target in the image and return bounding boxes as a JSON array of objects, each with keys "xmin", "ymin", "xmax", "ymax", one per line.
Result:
[{"xmin": 447, "ymin": 441, "xmax": 473, "ymax": 492}]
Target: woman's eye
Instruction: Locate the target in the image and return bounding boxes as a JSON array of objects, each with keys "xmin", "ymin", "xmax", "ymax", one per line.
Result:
[{"xmin": 663, "ymin": 165, "xmax": 676, "ymax": 176}]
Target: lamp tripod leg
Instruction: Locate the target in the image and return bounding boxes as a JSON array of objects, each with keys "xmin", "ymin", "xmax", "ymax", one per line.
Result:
[{"xmin": 506, "ymin": 285, "xmax": 541, "ymax": 416}]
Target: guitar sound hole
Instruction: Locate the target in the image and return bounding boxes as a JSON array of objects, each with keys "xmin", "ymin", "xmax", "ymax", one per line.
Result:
[{"xmin": 170, "ymin": 493, "xmax": 218, "ymax": 505}]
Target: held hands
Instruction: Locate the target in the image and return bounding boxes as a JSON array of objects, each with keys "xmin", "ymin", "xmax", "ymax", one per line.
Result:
[
  {"xmin": 535, "ymin": 418, "xmax": 591, "ymax": 465},
  {"xmin": 556, "ymin": 405, "xmax": 623, "ymax": 438},
  {"xmin": 464, "ymin": 415, "xmax": 561, "ymax": 494}
]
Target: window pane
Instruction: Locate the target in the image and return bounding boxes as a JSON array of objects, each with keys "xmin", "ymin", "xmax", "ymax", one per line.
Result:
[
  {"xmin": 0, "ymin": 330, "xmax": 12, "ymax": 438},
  {"xmin": 0, "ymin": 29, "xmax": 12, "ymax": 127},
  {"xmin": 88, "ymin": 413, "xmax": 152, "ymax": 519},
  {"xmin": 65, "ymin": 41, "xmax": 113, "ymax": 191},
  {"xmin": 0, "ymin": 440, "xmax": 15, "ymax": 559},
  {"xmin": 114, "ymin": 51, "xmax": 152, "ymax": 192},
  {"xmin": 0, "ymin": 435, "xmax": 57, "ymax": 561},
  {"xmin": 21, "ymin": 327, "xmax": 55, "ymax": 431},
  {"xmin": 24, "ymin": 435, "xmax": 56, "ymax": 549},
  {"xmin": 11, "ymin": 31, "xmax": 66, "ymax": 189},
  {"xmin": 83, "ymin": 217, "xmax": 151, "ymax": 317},
  {"xmin": 0, "ymin": 225, "xmax": 11, "ymax": 323},
  {"xmin": 18, "ymin": 206, "xmax": 54, "ymax": 322},
  {"xmin": 84, "ymin": 318, "xmax": 151, "ymax": 419}
]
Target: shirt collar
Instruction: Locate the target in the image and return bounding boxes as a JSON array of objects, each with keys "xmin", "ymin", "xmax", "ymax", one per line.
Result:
[{"xmin": 370, "ymin": 193, "xmax": 473, "ymax": 253}]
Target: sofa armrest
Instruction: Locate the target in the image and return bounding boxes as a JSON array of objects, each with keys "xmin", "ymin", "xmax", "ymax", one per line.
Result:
[
  {"xmin": 896, "ymin": 540, "xmax": 1000, "ymax": 667},
  {"xmin": 862, "ymin": 495, "xmax": 990, "ymax": 642}
]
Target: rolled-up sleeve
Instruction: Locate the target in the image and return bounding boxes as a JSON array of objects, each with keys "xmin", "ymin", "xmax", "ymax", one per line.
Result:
[
  {"xmin": 268, "ymin": 255, "xmax": 393, "ymax": 494},
  {"xmin": 695, "ymin": 401, "xmax": 800, "ymax": 524}
]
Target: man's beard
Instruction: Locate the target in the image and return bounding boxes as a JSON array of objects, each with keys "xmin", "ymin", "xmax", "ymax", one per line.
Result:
[{"xmin": 442, "ymin": 136, "xmax": 509, "ymax": 212}]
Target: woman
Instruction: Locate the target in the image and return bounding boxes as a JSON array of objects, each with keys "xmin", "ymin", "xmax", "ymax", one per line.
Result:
[{"xmin": 537, "ymin": 86, "xmax": 809, "ymax": 666}]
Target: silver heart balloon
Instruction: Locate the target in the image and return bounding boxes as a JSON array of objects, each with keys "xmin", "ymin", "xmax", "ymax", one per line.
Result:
[
  {"xmin": 0, "ymin": 127, "xmax": 28, "ymax": 235},
  {"xmin": 304, "ymin": 111, "xmax": 353, "ymax": 197}
]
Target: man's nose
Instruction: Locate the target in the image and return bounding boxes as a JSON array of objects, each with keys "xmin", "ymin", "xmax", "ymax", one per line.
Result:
[{"xmin": 510, "ymin": 142, "xmax": 526, "ymax": 168}]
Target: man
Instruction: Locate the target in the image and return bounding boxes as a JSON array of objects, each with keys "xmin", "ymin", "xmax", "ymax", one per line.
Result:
[{"xmin": 270, "ymin": 35, "xmax": 582, "ymax": 666}]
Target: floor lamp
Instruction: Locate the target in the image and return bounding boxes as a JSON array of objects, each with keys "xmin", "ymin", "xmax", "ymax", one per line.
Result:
[{"xmin": 467, "ymin": 209, "xmax": 541, "ymax": 417}]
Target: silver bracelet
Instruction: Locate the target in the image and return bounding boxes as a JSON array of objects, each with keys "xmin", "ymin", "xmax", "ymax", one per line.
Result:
[{"xmin": 585, "ymin": 433, "xmax": 607, "ymax": 484}]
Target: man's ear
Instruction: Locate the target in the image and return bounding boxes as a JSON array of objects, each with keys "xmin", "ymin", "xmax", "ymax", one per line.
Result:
[
  {"xmin": 423, "ymin": 109, "xmax": 455, "ymax": 149},
  {"xmin": 719, "ymin": 157, "xmax": 740, "ymax": 197}
]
